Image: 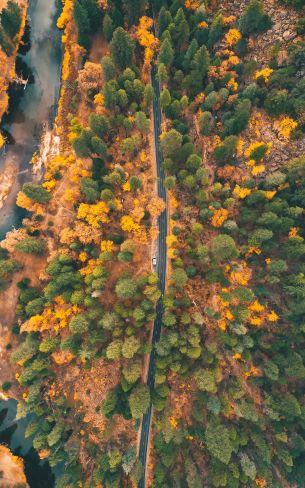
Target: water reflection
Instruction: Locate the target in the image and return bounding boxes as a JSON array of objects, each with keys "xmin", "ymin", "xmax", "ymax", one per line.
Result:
[
  {"xmin": 0, "ymin": 0, "xmax": 62, "ymax": 238},
  {"xmin": 0, "ymin": 400, "xmax": 54, "ymax": 487}
]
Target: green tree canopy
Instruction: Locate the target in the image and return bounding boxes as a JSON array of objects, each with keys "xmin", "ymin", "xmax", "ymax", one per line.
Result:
[{"xmin": 111, "ymin": 27, "xmax": 135, "ymax": 70}]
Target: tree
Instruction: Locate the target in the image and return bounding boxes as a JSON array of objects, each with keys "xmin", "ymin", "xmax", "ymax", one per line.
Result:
[
  {"xmin": 1, "ymin": 1, "xmax": 21, "ymax": 38},
  {"xmin": 73, "ymin": 0, "xmax": 90, "ymax": 49},
  {"xmin": 26, "ymin": 297, "xmax": 45, "ymax": 316},
  {"xmin": 128, "ymin": 384, "xmax": 150, "ymax": 419},
  {"xmin": 111, "ymin": 27, "xmax": 135, "ymax": 70},
  {"xmin": 239, "ymin": 0, "xmax": 272, "ymax": 36},
  {"xmin": 160, "ymin": 88, "xmax": 171, "ymax": 109},
  {"xmin": 158, "ymin": 37, "xmax": 174, "ymax": 66},
  {"xmin": 39, "ymin": 336, "xmax": 60, "ymax": 353},
  {"xmin": 211, "ymin": 234, "xmax": 238, "ymax": 260},
  {"xmin": 0, "ymin": 259, "xmax": 21, "ymax": 279},
  {"xmin": 89, "ymin": 114, "xmax": 109, "ymax": 138},
  {"xmin": 130, "ymin": 176, "xmax": 143, "ymax": 190},
  {"xmin": 264, "ymin": 89, "xmax": 288, "ymax": 117},
  {"xmin": 15, "ymin": 238, "xmax": 45, "ymax": 255},
  {"xmin": 213, "ymin": 136, "xmax": 238, "ymax": 164},
  {"xmin": 171, "ymin": 8, "xmax": 189, "ymax": 51},
  {"xmin": 69, "ymin": 314, "xmax": 89, "ymax": 334},
  {"xmin": 120, "ymin": 135, "xmax": 141, "ymax": 155},
  {"xmin": 200, "ymin": 111, "xmax": 214, "ymax": 136},
  {"xmin": 205, "ymin": 424, "xmax": 233, "ymax": 464},
  {"xmin": 122, "ymin": 361, "xmax": 142, "ymax": 383},
  {"xmin": 157, "ymin": 63, "xmax": 168, "ymax": 84},
  {"xmin": 183, "ymin": 38, "xmax": 199, "ymax": 71},
  {"xmin": 47, "ymin": 422, "xmax": 64, "ymax": 447},
  {"xmin": 123, "ymin": 0, "xmax": 147, "ymax": 26},
  {"xmin": 91, "ymin": 137, "xmax": 108, "ymax": 157},
  {"xmin": 23, "ymin": 183, "xmax": 51, "ymax": 203},
  {"xmin": 284, "ymin": 155, "xmax": 305, "ymax": 180},
  {"xmin": 101, "ymin": 56, "xmax": 116, "ymax": 81},
  {"xmin": 78, "ymin": 61, "xmax": 103, "ymax": 92},
  {"xmin": 143, "ymin": 84, "xmax": 154, "ymax": 107},
  {"xmin": 194, "ymin": 369, "xmax": 217, "ymax": 393},
  {"xmin": 158, "ymin": 7, "xmax": 172, "ymax": 36},
  {"xmin": 208, "ymin": 12, "xmax": 224, "ymax": 47},
  {"xmin": 184, "ymin": 46, "xmax": 210, "ymax": 96},
  {"xmin": 171, "ymin": 268, "xmax": 188, "ymax": 289},
  {"xmin": 103, "ymin": 13, "xmax": 114, "ymax": 41},
  {"xmin": 106, "ymin": 340, "xmax": 122, "ymax": 360},
  {"xmin": 101, "ymin": 389, "xmax": 117, "ymax": 417},
  {"xmin": 0, "ymin": 25, "xmax": 14, "ymax": 55},
  {"xmin": 135, "ymin": 111, "xmax": 150, "ymax": 135},
  {"xmin": 103, "ymin": 80, "xmax": 119, "ymax": 109},
  {"xmin": 115, "ymin": 277, "xmax": 138, "ymax": 299},
  {"xmin": 160, "ymin": 129, "xmax": 183, "ymax": 158},
  {"xmin": 72, "ymin": 130, "xmax": 92, "ymax": 157},
  {"xmin": 122, "ymin": 336, "xmax": 140, "ymax": 359}
]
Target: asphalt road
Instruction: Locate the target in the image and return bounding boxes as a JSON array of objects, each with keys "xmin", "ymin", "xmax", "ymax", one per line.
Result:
[{"xmin": 137, "ymin": 57, "xmax": 168, "ymax": 488}]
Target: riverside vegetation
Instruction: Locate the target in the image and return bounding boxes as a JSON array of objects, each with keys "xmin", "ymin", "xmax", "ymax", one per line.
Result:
[{"xmin": 0, "ymin": 0, "xmax": 305, "ymax": 487}]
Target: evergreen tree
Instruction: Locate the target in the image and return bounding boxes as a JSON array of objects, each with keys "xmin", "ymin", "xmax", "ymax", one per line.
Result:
[
  {"xmin": 82, "ymin": 0, "xmax": 101, "ymax": 32},
  {"xmin": 123, "ymin": 0, "xmax": 147, "ymax": 27},
  {"xmin": 171, "ymin": 8, "xmax": 189, "ymax": 51},
  {"xmin": 239, "ymin": 0, "xmax": 272, "ymax": 36},
  {"xmin": 15, "ymin": 238, "xmax": 46, "ymax": 256},
  {"xmin": 111, "ymin": 27, "xmax": 135, "ymax": 70},
  {"xmin": 184, "ymin": 46, "xmax": 210, "ymax": 97},
  {"xmin": 101, "ymin": 56, "xmax": 116, "ymax": 81},
  {"xmin": 1, "ymin": 1, "xmax": 21, "ymax": 38},
  {"xmin": 73, "ymin": 0, "xmax": 90, "ymax": 49},
  {"xmin": 157, "ymin": 7, "xmax": 172, "ymax": 36},
  {"xmin": 103, "ymin": 13, "xmax": 114, "ymax": 41},
  {"xmin": 158, "ymin": 37, "xmax": 174, "ymax": 66},
  {"xmin": 89, "ymin": 114, "xmax": 109, "ymax": 138},
  {"xmin": 23, "ymin": 182, "xmax": 51, "ymax": 203}
]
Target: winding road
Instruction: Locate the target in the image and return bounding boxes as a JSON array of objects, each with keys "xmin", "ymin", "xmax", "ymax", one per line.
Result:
[{"xmin": 138, "ymin": 51, "xmax": 168, "ymax": 488}]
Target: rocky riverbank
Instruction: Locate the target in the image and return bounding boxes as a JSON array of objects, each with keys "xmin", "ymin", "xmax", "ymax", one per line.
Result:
[{"xmin": 0, "ymin": 445, "xmax": 28, "ymax": 487}]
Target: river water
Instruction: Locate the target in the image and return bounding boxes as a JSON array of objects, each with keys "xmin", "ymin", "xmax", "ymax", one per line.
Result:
[
  {"xmin": 0, "ymin": 0, "xmax": 62, "ymax": 485},
  {"xmin": 0, "ymin": 0, "xmax": 62, "ymax": 238}
]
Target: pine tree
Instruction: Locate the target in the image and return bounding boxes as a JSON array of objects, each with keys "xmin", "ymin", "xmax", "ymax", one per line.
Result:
[
  {"xmin": 73, "ymin": 0, "xmax": 90, "ymax": 49},
  {"xmin": 157, "ymin": 7, "xmax": 172, "ymax": 36},
  {"xmin": 123, "ymin": 0, "xmax": 147, "ymax": 27},
  {"xmin": 111, "ymin": 27, "xmax": 135, "ymax": 70},
  {"xmin": 82, "ymin": 0, "xmax": 101, "ymax": 32},
  {"xmin": 158, "ymin": 37, "xmax": 174, "ymax": 66},
  {"xmin": 171, "ymin": 8, "xmax": 189, "ymax": 51},
  {"xmin": 1, "ymin": 1, "xmax": 21, "ymax": 38},
  {"xmin": 102, "ymin": 13, "xmax": 114, "ymax": 41},
  {"xmin": 239, "ymin": 0, "xmax": 272, "ymax": 36},
  {"xmin": 184, "ymin": 46, "xmax": 210, "ymax": 96}
]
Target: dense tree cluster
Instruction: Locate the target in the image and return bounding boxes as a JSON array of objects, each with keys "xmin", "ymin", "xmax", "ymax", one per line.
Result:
[
  {"xmin": 0, "ymin": 0, "xmax": 22, "ymax": 55},
  {"xmin": 3, "ymin": 1, "xmax": 305, "ymax": 487},
  {"xmin": 149, "ymin": 1, "xmax": 305, "ymax": 487}
]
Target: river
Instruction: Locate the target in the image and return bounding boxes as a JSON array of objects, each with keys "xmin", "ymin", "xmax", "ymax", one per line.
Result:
[
  {"xmin": 0, "ymin": 0, "xmax": 62, "ymax": 238},
  {"xmin": 0, "ymin": 0, "xmax": 62, "ymax": 485}
]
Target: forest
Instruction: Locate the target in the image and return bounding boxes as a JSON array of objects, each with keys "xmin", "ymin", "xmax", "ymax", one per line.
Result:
[{"xmin": 0, "ymin": 0, "xmax": 305, "ymax": 487}]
